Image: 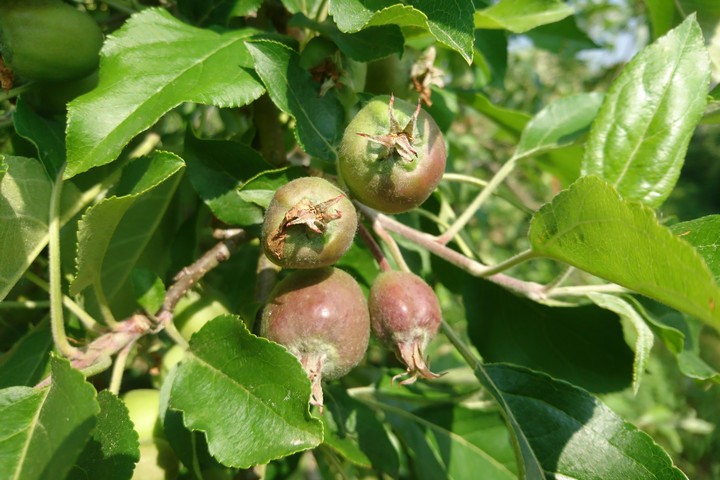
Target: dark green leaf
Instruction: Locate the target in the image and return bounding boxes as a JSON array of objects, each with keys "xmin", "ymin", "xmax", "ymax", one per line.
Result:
[
  {"xmin": 485, "ymin": 363, "xmax": 687, "ymax": 479},
  {"xmin": 515, "ymin": 92, "xmax": 604, "ymax": 160},
  {"xmin": 328, "ymin": 0, "xmax": 475, "ymax": 64},
  {"xmin": 529, "ymin": 176, "xmax": 720, "ymax": 331},
  {"xmin": 581, "ymin": 16, "xmax": 710, "ymax": 207},
  {"xmin": 71, "ymin": 152, "xmax": 185, "ymax": 297},
  {"xmin": 322, "ymin": 385, "xmax": 398, "ymax": 476},
  {"xmin": 65, "ymin": 8, "xmax": 264, "ymax": 178},
  {"xmin": 68, "ymin": 391, "xmax": 140, "ymax": 480},
  {"xmin": 356, "ymin": 393, "xmax": 517, "ymax": 480},
  {"xmin": 586, "ymin": 293, "xmax": 654, "ymax": 394},
  {"xmin": 169, "ymin": 315, "xmax": 323, "ymax": 468},
  {"xmin": 670, "ymin": 215, "xmax": 720, "ymax": 282},
  {"xmin": 473, "ymin": 29, "xmax": 508, "ymax": 88},
  {"xmin": 474, "ymin": 0, "xmax": 574, "ymax": 33},
  {"xmin": 0, "ymin": 355, "xmax": 99, "ymax": 480},
  {"xmin": 290, "ymin": 15, "xmax": 404, "ymax": 62},
  {"xmin": 184, "ymin": 131, "xmax": 270, "ymax": 226},
  {"xmin": 0, "ymin": 320, "xmax": 52, "ymax": 388},
  {"xmin": 13, "ymin": 98, "xmax": 65, "ymax": 178},
  {"xmin": 643, "ymin": 0, "xmax": 677, "ymax": 39},
  {"xmin": 247, "ymin": 40, "xmax": 344, "ymax": 161},
  {"xmin": 177, "ymin": 0, "xmax": 263, "ymax": 26},
  {"xmin": 464, "ymin": 278, "xmax": 634, "ymax": 393}
]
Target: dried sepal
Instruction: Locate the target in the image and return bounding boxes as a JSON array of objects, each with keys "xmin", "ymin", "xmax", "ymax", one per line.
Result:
[
  {"xmin": 267, "ymin": 194, "xmax": 345, "ymax": 259},
  {"xmin": 391, "ymin": 339, "xmax": 442, "ymax": 385},
  {"xmin": 356, "ymin": 94, "xmax": 422, "ymax": 163}
]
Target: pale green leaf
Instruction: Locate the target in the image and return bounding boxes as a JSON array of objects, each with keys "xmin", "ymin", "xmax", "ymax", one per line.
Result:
[
  {"xmin": 670, "ymin": 215, "xmax": 720, "ymax": 282},
  {"xmin": 587, "ymin": 293, "xmax": 654, "ymax": 394},
  {"xmin": 169, "ymin": 315, "xmax": 323, "ymax": 468},
  {"xmin": 247, "ymin": 40, "xmax": 344, "ymax": 161},
  {"xmin": 529, "ymin": 176, "xmax": 720, "ymax": 331},
  {"xmin": 474, "ymin": 0, "xmax": 574, "ymax": 33},
  {"xmin": 515, "ymin": 92, "xmax": 604, "ymax": 160},
  {"xmin": 65, "ymin": 8, "xmax": 264, "ymax": 178},
  {"xmin": 581, "ymin": 16, "xmax": 710, "ymax": 207},
  {"xmin": 0, "ymin": 356, "xmax": 100, "ymax": 480},
  {"xmin": 71, "ymin": 152, "xmax": 184, "ymax": 296}
]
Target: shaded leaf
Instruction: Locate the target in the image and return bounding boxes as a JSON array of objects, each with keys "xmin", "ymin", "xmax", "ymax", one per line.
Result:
[
  {"xmin": 464, "ymin": 278, "xmax": 634, "ymax": 393},
  {"xmin": 474, "ymin": 0, "xmax": 574, "ymax": 33},
  {"xmin": 355, "ymin": 393, "xmax": 516, "ymax": 480},
  {"xmin": 65, "ymin": 8, "xmax": 264, "ymax": 178},
  {"xmin": 69, "ymin": 391, "xmax": 140, "ymax": 480},
  {"xmin": 131, "ymin": 267, "xmax": 166, "ymax": 314},
  {"xmin": 322, "ymin": 385, "xmax": 398, "ymax": 476},
  {"xmin": 328, "ymin": 0, "xmax": 475, "ymax": 64},
  {"xmin": 643, "ymin": 0, "xmax": 677, "ymax": 39},
  {"xmin": 169, "ymin": 315, "xmax": 323, "ymax": 468},
  {"xmin": 71, "ymin": 152, "xmax": 185, "ymax": 296},
  {"xmin": 0, "ymin": 320, "xmax": 52, "ymax": 388},
  {"xmin": 515, "ymin": 92, "xmax": 604, "ymax": 160},
  {"xmin": 581, "ymin": 16, "xmax": 710, "ymax": 207},
  {"xmin": 0, "ymin": 355, "xmax": 99, "ymax": 480},
  {"xmin": 236, "ymin": 166, "xmax": 306, "ymax": 211},
  {"xmin": 184, "ymin": 131, "xmax": 270, "ymax": 226},
  {"xmin": 473, "ymin": 29, "xmax": 508, "ymax": 88},
  {"xmin": 586, "ymin": 293, "xmax": 654, "ymax": 394},
  {"xmin": 484, "ymin": 363, "xmax": 687, "ymax": 479},
  {"xmin": 13, "ymin": 98, "xmax": 65, "ymax": 178},
  {"xmin": 247, "ymin": 40, "xmax": 344, "ymax": 161},
  {"xmin": 526, "ymin": 16, "xmax": 599, "ymax": 55},
  {"xmin": 458, "ymin": 91, "xmax": 530, "ymax": 136},
  {"xmin": 529, "ymin": 176, "xmax": 720, "ymax": 331}
]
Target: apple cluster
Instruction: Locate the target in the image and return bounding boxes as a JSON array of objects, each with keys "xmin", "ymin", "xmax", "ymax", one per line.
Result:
[{"xmin": 258, "ymin": 96, "xmax": 447, "ymax": 411}]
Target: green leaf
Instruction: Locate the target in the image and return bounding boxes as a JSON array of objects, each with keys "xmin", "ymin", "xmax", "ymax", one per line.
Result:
[
  {"xmin": 474, "ymin": 0, "xmax": 574, "ymax": 33},
  {"xmin": 169, "ymin": 314, "xmax": 323, "ymax": 468},
  {"xmin": 529, "ymin": 176, "xmax": 720, "ymax": 331},
  {"xmin": 328, "ymin": 0, "xmax": 475, "ymax": 64},
  {"xmin": 0, "ymin": 155, "xmax": 89, "ymax": 302},
  {"xmin": 184, "ymin": 131, "xmax": 270, "ymax": 226},
  {"xmin": 525, "ymin": 16, "xmax": 599, "ymax": 55},
  {"xmin": 581, "ymin": 16, "xmax": 710, "ymax": 207},
  {"xmin": 290, "ymin": 15, "xmax": 404, "ymax": 62},
  {"xmin": 13, "ymin": 98, "xmax": 65, "ymax": 178},
  {"xmin": 247, "ymin": 40, "xmax": 344, "ymax": 161},
  {"xmin": 322, "ymin": 385, "xmax": 398, "ymax": 476},
  {"xmin": 484, "ymin": 363, "xmax": 687, "ymax": 479},
  {"xmin": 71, "ymin": 152, "xmax": 185, "ymax": 296},
  {"xmin": 515, "ymin": 92, "xmax": 604, "ymax": 160},
  {"xmin": 68, "ymin": 391, "xmax": 140, "ymax": 480},
  {"xmin": 0, "ymin": 320, "xmax": 52, "ymax": 388},
  {"xmin": 643, "ymin": 0, "xmax": 677, "ymax": 39},
  {"xmin": 65, "ymin": 8, "xmax": 264, "ymax": 178},
  {"xmin": 0, "ymin": 155, "xmax": 52, "ymax": 302},
  {"xmin": 177, "ymin": 0, "xmax": 263, "ymax": 26},
  {"xmin": 131, "ymin": 267, "xmax": 167, "ymax": 314},
  {"xmin": 586, "ymin": 293, "xmax": 654, "ymax": 394},
  {"xmin": 0, "ymin": 355, "xmax": 100, "ymax": 480},
  {"xmin": 237, "ymin": 165, "xmax": 306, "ymax": 211},
  {"xmin": 458, "ymin": 91, "xmax": 531, "ymax": 136},
  {"xmin": 282, "ymin": 0, "xmax": 326, "ymax": 17},
  {"xmin": 473, "ymin": 29, "xmax": 508, "ymax": 88},
  {"xmin": 356, "ymin": 393, "xmax": 517, "ymax": 480},
  {"xmin": 464, "ymin": 278, "xmax": 634, "ymax": 393},
  {"xmin": 669, "ymin": 215, "xmax": 720, "ymax": 282}
]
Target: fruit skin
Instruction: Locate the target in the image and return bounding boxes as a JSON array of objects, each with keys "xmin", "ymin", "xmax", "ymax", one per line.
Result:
[
  {"xmin": 260, "ymin": 267, "xmax": 370, "ymax": 409},
  {"xmin": 0, "ymin": 0, "xmax": 103, "ymax": 82},
  {"xmin": 338, "ymin": 95, "xmax": 446, "ymax": 214},
  {"xmin": 369, "ymin": 270, "xmax": 442, "ymax": 383},
  {"xmin": 262, "ymin": 177, "xmax": 358, "ymax": 269}
]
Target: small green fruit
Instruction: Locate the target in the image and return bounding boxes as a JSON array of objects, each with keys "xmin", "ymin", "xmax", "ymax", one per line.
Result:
[
  {"xmin": 338, "ymin": 95, "xmax": 446, "ymax": 214},
  {"xmin": 0, "ymin": 0, "xmax": 103, "ymax": 82},
  {"xmin": 262, "ymin": 177, "xmax": 358, "ymax": 269}
]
